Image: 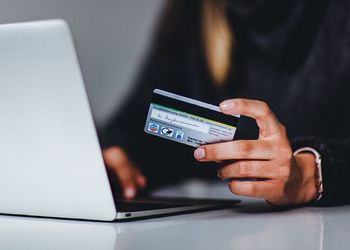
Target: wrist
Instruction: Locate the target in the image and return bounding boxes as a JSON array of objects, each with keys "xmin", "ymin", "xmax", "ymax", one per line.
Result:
[{"xmin": 293, "ymin": 153, "xmax": 318, "ymax": 203}]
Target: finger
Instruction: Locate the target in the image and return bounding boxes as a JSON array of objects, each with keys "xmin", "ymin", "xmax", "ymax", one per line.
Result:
[
  {"xmin": 134, "ymin": 168, "xmax": 147, "ymax": 188},
  {"xmin": 194, "ymin": 140, "xmax": 274, "ymax": 161},
  {"xmin": 219, "ymin": 99, "xmax": 281, "ymax": 137},
  {"xmin": 218, "ymin": 160, "xmax": 277, "ymax": 180},
  {"xmin": 228, "ymin": 180, "xmax": 277, "ymax": 198},
  {"xmin": 103, "ymin": 147, "xmax": 138, "ymax": 199},
  {"xmin": 114, "ymin": 163, "xmax": 139, "ymax": 199},
  {"xmin": 104, "ymin": 147, "xmax": 146, "ymax": 188},
  {"xmin": 103, "ymin": 147, "xmax": 129, "ymax": 166}
]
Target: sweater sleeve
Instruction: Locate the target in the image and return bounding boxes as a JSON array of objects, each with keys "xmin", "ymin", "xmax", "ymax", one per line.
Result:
[{"xmin": 291, "ymin": 136, "xmax": 350, "ymax": 206}]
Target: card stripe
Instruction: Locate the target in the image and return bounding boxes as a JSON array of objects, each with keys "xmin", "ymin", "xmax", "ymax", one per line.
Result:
[{"xmin": 152, "ymin": 93, "xmax": 240, "ymax": 127}]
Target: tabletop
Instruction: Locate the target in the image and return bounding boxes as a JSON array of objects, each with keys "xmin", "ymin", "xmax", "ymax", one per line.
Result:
[{"xmin": 0, "ymin": 179, "xmax": 349, "ymax": 250}]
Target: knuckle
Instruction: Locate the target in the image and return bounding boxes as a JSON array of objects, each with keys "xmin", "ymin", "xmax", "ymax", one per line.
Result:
[
  {"xmin": 237, "ymin": 141, "xmax": 252, "ymax": 154},
  {"xmin": 278, "ymin": 123, "xmax": 287, "ymax": 135},
  {"xmin": 236, "ymin": 162, "xmax": 251, "ymax": 176},
  {"xmin": 258, "ymin": 101, "xmax": 270, "ymax": 118}
]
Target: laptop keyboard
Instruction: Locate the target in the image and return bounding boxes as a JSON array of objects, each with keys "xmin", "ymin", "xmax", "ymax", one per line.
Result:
[
  {"xmin": 116, "ymin": 200, "xmax": 192, "ymax": 212},
  {"xmin": 116, "ymin": 197, "xmax": 237, "ymax": 212}
]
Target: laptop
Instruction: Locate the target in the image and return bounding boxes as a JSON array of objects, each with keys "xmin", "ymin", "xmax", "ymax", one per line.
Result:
[{"xmin": 0, "ymin": 19, "xmax": 239, "ymax": 221}]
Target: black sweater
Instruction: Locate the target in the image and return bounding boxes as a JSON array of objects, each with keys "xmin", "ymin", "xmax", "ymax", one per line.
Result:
[{"xmin": 101, "ymin": 0, "xmax": 350, "ymax": 205}]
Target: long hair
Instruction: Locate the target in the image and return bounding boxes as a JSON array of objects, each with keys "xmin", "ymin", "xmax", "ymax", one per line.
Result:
[
  {"xmin": 152, "ymin": 0, "xmax": 233, "ymax": 86},
  {"xmin": 201, "ymin": 0, "xmax": 233, "ymax": 86}
]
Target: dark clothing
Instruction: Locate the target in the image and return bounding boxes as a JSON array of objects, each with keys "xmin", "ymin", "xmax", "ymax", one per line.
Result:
[{"xmin": 101, "ymin": 0, "xmax": 350, "ymax": 205}]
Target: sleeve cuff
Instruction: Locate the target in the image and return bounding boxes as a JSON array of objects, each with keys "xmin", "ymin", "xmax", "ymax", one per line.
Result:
[{"xmin": 291, "ymin": 136, "xmax": 348, "ymax": 206}]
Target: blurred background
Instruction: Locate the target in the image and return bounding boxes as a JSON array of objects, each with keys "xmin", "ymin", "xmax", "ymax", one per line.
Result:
[{"xmin": 0, "ymin": 0, "xmax": 164, "ymax": 128}]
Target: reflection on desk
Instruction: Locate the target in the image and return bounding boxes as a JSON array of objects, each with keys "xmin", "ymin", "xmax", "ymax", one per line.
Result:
[
  {"xmin": 0, "ymin": 216, "xmax": 116, "ymax": 250},
  {"xmin": 0, "ymin": 180, "xmax": 349, "ymax": 250}
]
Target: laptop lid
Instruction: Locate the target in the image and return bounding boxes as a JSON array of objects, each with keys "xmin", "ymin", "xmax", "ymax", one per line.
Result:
[{"xmin": 0, "ymin": 20, "xmax": 117, "ymax": 221}]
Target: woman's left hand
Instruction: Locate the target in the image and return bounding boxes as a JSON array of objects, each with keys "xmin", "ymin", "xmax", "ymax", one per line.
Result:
[{"xmin": 194, "ymin": 99, "xmax": 318, "ymax": 206}]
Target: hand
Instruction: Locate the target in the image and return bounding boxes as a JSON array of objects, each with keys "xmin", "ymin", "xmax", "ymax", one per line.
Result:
[
  {"xmin": 103, "ymin": 147, "xmax": 146, "ymax": 199},
  {"xmin": 193, "ymin": 99, "xmax": 318, "ymax": 205}
]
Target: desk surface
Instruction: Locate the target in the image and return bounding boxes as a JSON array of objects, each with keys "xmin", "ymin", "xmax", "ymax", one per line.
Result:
[{"xmin": 0, "ymin": 180, "xmax": 349, "ymax": 250}]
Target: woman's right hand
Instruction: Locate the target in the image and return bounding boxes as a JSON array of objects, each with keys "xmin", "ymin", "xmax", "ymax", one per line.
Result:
[{"xmin": 102, "ymin": 147, "xmax": 147, "ymax": 199}]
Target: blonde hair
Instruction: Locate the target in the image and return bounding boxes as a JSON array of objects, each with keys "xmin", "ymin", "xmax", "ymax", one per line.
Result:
[{"xmin": 201, "ymin": 0, "xmax": 233, "ymax": 86}]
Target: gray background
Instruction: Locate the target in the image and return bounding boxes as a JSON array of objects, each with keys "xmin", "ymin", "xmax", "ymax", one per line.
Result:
[{"xmin": 0, "ymin": 0, "xmax": 164, "ymax": 127}]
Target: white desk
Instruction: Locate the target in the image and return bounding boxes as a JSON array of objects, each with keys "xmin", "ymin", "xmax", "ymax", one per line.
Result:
[{"xmin": 0, "ymin": 180, "xmax": 349, "ymax": 250}]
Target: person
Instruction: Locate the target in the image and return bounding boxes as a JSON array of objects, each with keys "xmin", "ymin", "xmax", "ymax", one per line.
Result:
[{"xmin": 100, "ymin": 0, "xmax": 350, "ymax": 206}]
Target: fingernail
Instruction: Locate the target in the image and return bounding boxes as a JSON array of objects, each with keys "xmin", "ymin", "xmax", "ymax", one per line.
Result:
[
  {"xmin": 220, "ymin": 101, "xmax": 234, "ymax": 111},
  {"xmin": 137, "ymin": 175, "xmax": 147, "ymax": 187},
  {"xmin": 217, "ymin": 171, "xmax": 223, "ymax": 180},
  {"xmin": 124, "ymin": 188, "xmax": 135, "ymax": 199},
  {"xmin": 194, "ymin": 148, "xmax": 206, "ymax": 159}
]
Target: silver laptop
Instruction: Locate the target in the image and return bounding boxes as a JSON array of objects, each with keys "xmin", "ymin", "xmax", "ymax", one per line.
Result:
[{"xmin": 0, "ymin": 20, "xmax": 239, "ymax": 221}]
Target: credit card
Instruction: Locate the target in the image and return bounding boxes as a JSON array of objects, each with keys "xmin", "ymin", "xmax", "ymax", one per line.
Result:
[{"xmin": 144, "ymin": 89, "xmax": 240, "ymax": 147}]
